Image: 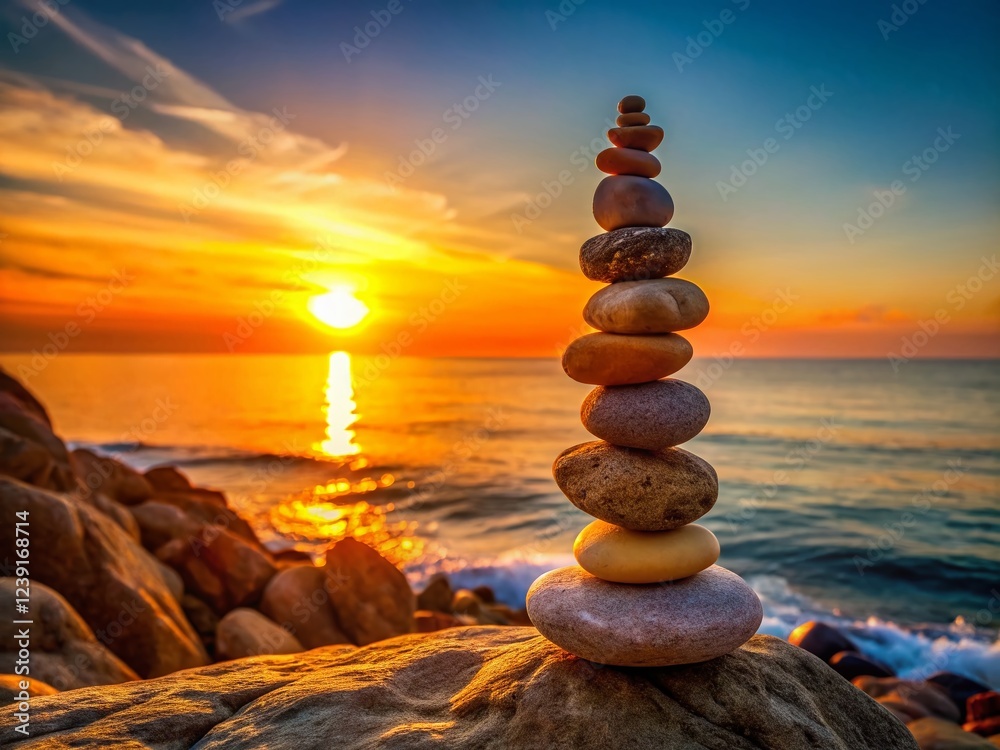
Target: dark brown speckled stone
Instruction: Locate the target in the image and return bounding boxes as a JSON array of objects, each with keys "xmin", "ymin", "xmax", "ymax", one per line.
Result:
[{"xmin": 579, "ymin": 227, "xmax": 690, "ymax": 283}]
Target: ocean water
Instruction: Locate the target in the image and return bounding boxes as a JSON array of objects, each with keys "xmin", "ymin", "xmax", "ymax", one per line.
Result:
[{"xmin": 3, "ymin": 353, "xmax": 998, "ymax": 685}]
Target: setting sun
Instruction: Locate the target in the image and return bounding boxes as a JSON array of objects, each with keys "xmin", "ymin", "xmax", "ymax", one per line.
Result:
[{"xmin": 308, "ymin": 287, "xmax": 370, "ymax": 330}]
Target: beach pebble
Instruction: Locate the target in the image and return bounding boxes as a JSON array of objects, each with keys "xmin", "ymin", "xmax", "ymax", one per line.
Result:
[
  {"xmin": 580, "ymin": 226, "xmax": 689, "ymax": 283},
  {"xmin": 928, "ymin": 672, "xmax": 993, "ymax": 722},
  {"xmin": 828, "ymin": 650, "xmax": 895, "ymax": 681},
  {"xmin": 618, "ymin": 94, "xmax": 645, "ymax": 113},
  {"xmin": 788, "ymin": 620, "xmax": 857, "ymax": 663},
  {"xmin": 581, "ymin": 379, "xmax": 710, "ymax": 450},
  {"xmin": 573, "ymin": 521, "xmax": 719, "ymax": 583},
  {"xmin": 526, "ymin": 564, "xmax": 763, "ymax": 666},
  {"xmin": 584, "ymin": 278, "xmax": 709, "ymax": 334},
  {"xmin": 595, "ymin": 147, "xmax": 661, "ymax": 178},
  {"xmin": 553, "ymin": 441, "xmax": 718, "ymax": 531},
  {"xmin": 608, "ymin": 125, "xmax": 664, "ymax": 151},
  {"xmin": 616, "ymin": 112, "xmax": 650, "ymax": 127},
  {"xmin": 562, "ymin": 332, "xmax": 692, "ymax": 386},
  {"xmin": 907, "ymin": 718, "xmax": 995, "ymax": 750},
  {"xmin": 593, "ymin": 175, "xmax": 674, "ymax": 231}
]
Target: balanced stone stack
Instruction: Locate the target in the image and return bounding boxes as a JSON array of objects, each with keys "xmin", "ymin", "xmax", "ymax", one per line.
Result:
[{"xmin": 526, "ymin": 95, "xmax": 763, "ymax": 667}]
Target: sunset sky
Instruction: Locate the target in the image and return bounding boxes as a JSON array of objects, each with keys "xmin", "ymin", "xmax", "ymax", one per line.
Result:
[{"xmin": 0, "ymin": 0, "xmax": 998, "ymax": 357}]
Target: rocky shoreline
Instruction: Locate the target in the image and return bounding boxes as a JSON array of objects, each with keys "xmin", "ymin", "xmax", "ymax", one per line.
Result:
[{"xmin": 0, "ymin": 367, "xmax": 995, "ymax": 748}]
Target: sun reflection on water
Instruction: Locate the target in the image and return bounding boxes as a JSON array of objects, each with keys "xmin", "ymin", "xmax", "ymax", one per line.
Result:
[
  {"xmin": 316, "ymin": 350, "xmax": 360, "ymax": 457},
  {"xmin": 270, "ymin": 351, "xmax": 425, "ymax": 566}
]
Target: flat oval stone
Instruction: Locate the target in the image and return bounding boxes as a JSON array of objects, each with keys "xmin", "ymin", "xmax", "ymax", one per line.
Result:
[
  {"xmin": 616, "ymin": 112, "xmax": 650, "ymax": 127},
  {"xmin": 584, "ymin": 278, "xmax": 709, "ymax": 334},
  {"xmin": 595, "ymin": 148, "xmax": 661, "ymax": 178},
  {"xmin": 618, "ymin": 95, "xmax": 645, "ymax": 114},
  {"xmin": 573, "ymin": 521, "xmax": 720, "ymax": 583},
  {"xmin": 553, "ymin": 441, "xmax": 718, "ymax": 531},
  {"xmin": 526, "ymin": 565, "xmax": 763, "ymax": 666},
  {"xmin": 581, "ymin": 379, "xmax": 710, "ymax": 450},
  {"xmin": 562, "ymin": 332, "xmax": 692, "ymax": 386},
  {"xmin": 608, "ymin": 125, "xmax": 664, "ymax": 152},
  {"xmin": 593, "ymin": 176, "xmax": 674, "ymax": 232},
  {"xmin": 580, "ymin": 226, "xmax": 690, "ymax": 282}
]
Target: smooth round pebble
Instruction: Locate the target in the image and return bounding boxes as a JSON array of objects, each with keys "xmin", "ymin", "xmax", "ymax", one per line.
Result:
[
  {"xmin": 584, "ymin": 278, "xmax": 709, "ymax": 334},
  {"xmin": 616, "ymin": 112, "xmax": 651, "ymax": 127},
  {"xmin": 581, "ymin": 379, "xmax": 710, "ymax": 450},
  {"xmin": 573, "ymin": 521, "xmax": 720, "ymax": 583},
  {"xmin": 618, "ymin": 95, "xmax": 645, "ymax": 114},
  {"xmin": 579, "ymin": 226, "xmax": 690, "ymax": 282},
  {"xmin": 593, "ymin": 175, "xmax": 674, "ymax": 232},
  {"xmin": 526, "ymin": 564, "xmax": 763, "ymax": 666},
  {"xmin": 553, "ymin": 441, "xmax": 718, "ymax": 531},
  {"xmin": 608, "ymin": 125, "xmax": 664, "ymax": 152},
  {"xmin": 562, "ymin": 332, "xmax": 692, "ymax": 386},
  {"xmin": 595, "ymin": 147, "xmax": 661, "ymax": 178}
]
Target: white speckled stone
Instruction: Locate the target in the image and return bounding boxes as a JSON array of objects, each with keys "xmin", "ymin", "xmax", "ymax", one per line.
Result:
[
  {"xmin": 581, "ymin": 379, "xmax": 710, "ymax": 450},
  {"xmin": 526, "ymin": 564, "xmax": 762, "ymax": 667}
]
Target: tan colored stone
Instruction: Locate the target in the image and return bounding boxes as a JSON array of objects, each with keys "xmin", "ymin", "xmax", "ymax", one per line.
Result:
[
  {"xmin": 595, "ymin": 147, "xmax": 661, "ymax": 177},
  {"xmin": 581, "ymin": 379, "xmax": 710, "ymax": 449},
  {"xmin": 907, "ymin": 717, "xmax": 995, "ymax": 749},
  {"xmin": 608, "ymin": 125, "xmax": 664, "ymax": 151},
  {"xmin": 573, "ymin": 521, "xmax": 719, "ymax": 583},
  {"xmin": 584, "ymin": 278, "xmax": 709, "ymax": 333},
  {"xmin": 216, "ymin": 608, "xmax": 303, "ymax": 660},
  {"xmin": 618, "ymin": 94, "xmax": 645, "ymax": 113},
  {"xmin": 562, "ymin": 332, "xmax": 692, "ymax": 386},
  {"xmin": 553, "ymin": 441, "xmax": 718, "ymax": 531},
  {"xmin": 593, "ymin": 175, "xmax": 674, "ymax": 231},
  {"xmin": 260, "ymin": 565, "xmax": 351, "ymax": 648},
  {"xmin": 616, "ymin": 112, "xmax": 650, "ymax": 127},
  {"xmin": 323, "ymin": 537, "xmax": 415, "ymax": 645},
  {"xmin": 526, "ymin": 565, "xmax": 762, "ymax": 666}
]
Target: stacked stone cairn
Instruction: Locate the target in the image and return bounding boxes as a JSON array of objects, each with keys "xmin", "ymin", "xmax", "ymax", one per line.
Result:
[{"xmin": 526, "ymin": 95, "xmax": 763, "ymax": 667}]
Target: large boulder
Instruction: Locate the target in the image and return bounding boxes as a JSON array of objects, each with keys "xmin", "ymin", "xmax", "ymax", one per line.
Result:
[
  {"xmin": 908, "ymin": 717, "xmax": 996, "ymax": 749},
  {"xmin": 130, "ymin": 500, "xmax": 276, "ymax": 615},
  {"xmin": 70, "ymin": 448, "xmax": 153, "ymax": 505},
  {"xmin": 0, "ymin": 368, "xmax": 52, "ymax": 426},
  {"xmin": 0, "ymin": 477, "xmax": 208, "ymax": 678},
  {"xmin": 215, "ymin": 608, "xmax": 304, "ymax": 661},
  {"xmin": 0, "ymin": 674, "xmax": 58, "ymax": 703},
  {"xmin": 260, "ymin": 565, "xmax": 351, "ymax": 648},
  {"xmin": 788, "ymin": 620, "xmax": 857, "ymax": 663},
  {"xmin": 0, "ymin": 397, "xmax": 75, "ymax": 492},
  {"xmin": 0, "ymin": 629, "xmax": 917, "ymax": 749},
  {"xmin": 0, "ymin": 579, "xmax": 138, "ymax": 690},
  {"xmin": 323, "ymin": 537, "xmax": 415, "ymax": 645}
]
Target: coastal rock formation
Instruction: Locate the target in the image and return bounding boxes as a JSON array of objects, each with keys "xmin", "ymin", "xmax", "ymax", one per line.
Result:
[
  {"xmin": 260, "ymin": 564, "xmax": 352, "ymax": 648},
  {"xmin": 0, "ymin": 628, "xmax": 918, "ymax": 749},
  {"xmin": 0, "ymin": 476, "xmax": 208, "ymax": 678},
  {"xmin": 0, "ymin": 579, "xmax": 138, "ymax": 690}
]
